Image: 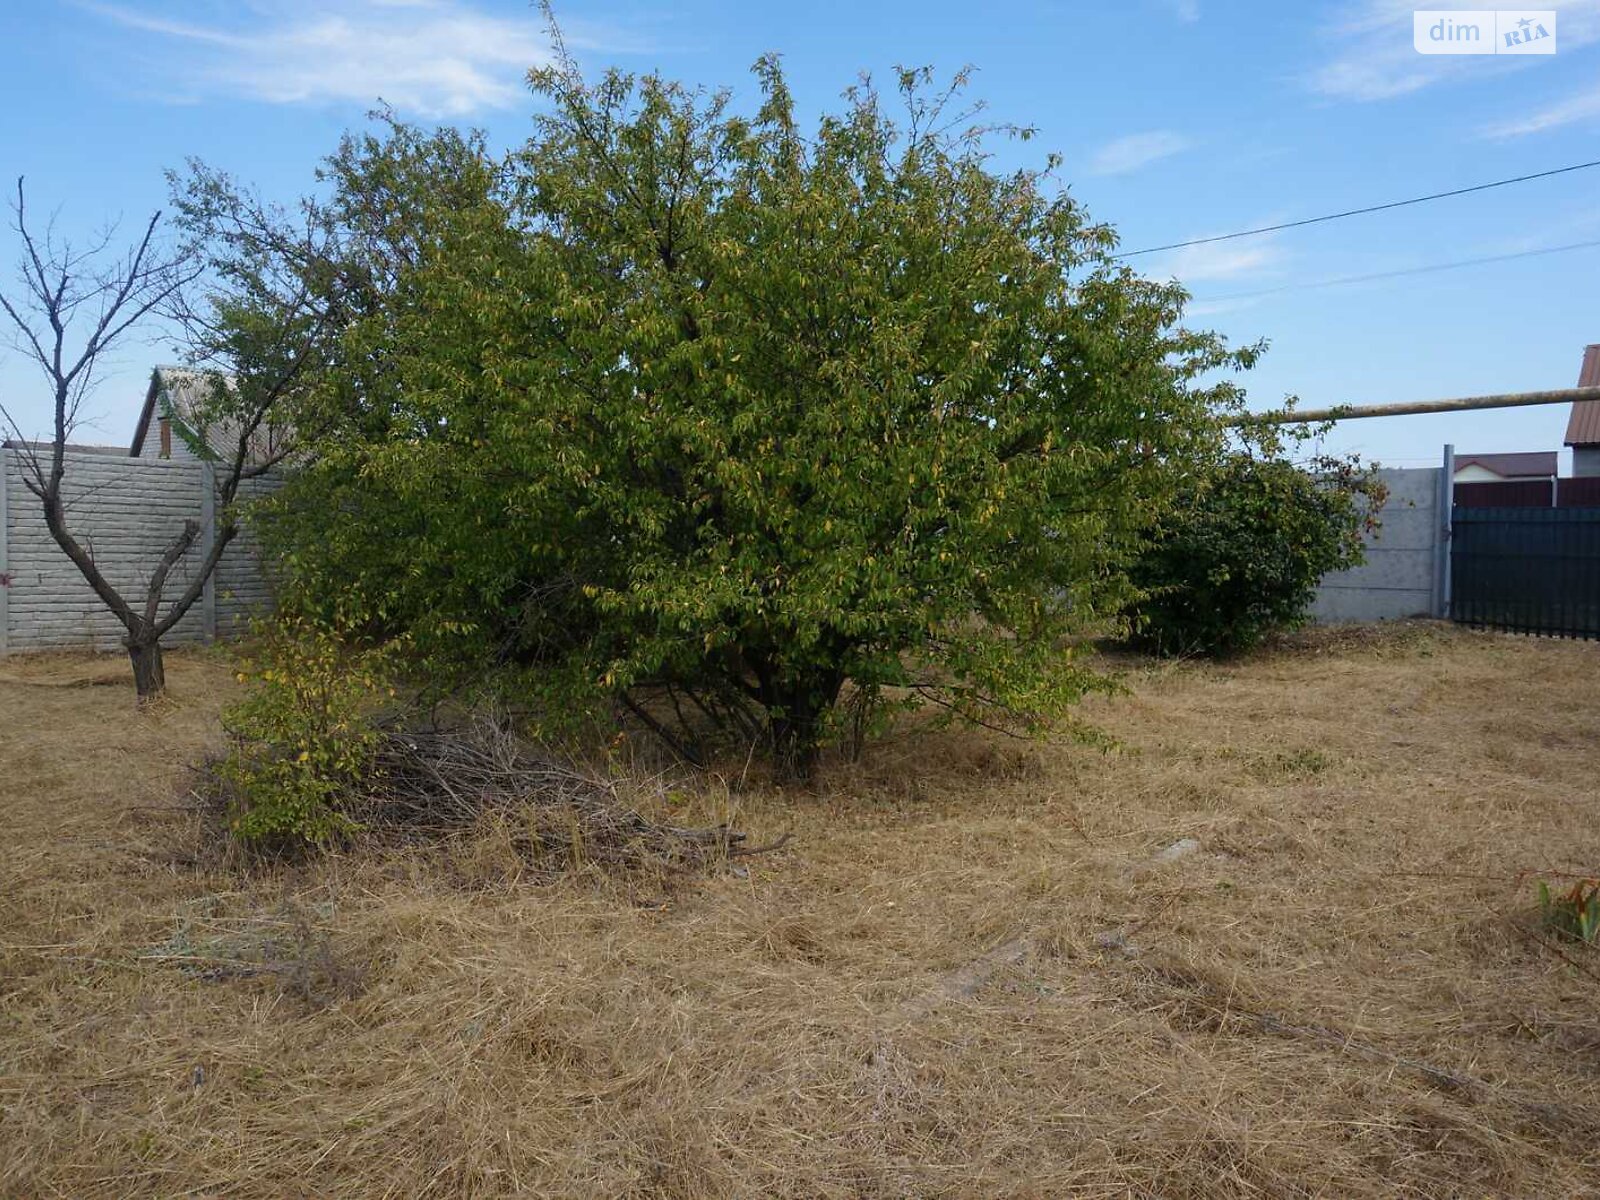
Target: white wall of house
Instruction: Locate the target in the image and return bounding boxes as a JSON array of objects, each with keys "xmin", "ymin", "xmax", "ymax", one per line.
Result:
[
  {"xmin": 136, "ymin": 413, "xmax": 202, "ymax": 462},
  {"xmin": 1452, "ymin": 464, "xmax": 1549, "ymax": 483}
]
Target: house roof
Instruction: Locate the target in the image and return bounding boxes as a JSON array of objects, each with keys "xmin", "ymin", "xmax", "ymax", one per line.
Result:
[
  {"xmin": 130, "ymin": 366, "xmax": 229, "ymax": 456},
  {"xmin": 1564, "ymin": 344, "xmax": 1600, "ymax": 447},
  {"xmin": 1454, "ymin": 451, "xmax": 1558, "ymax": 478},
  {"xmin": 126, "ymin": 364, "xmax": 298, "ymax": 466}
]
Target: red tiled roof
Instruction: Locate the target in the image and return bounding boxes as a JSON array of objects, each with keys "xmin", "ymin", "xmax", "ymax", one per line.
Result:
[
  {"xmin": 1565, "ymin": 344, "xmax": 1600, "ymax": 446},
  {"xmin": 1454, "ymin": 451, "xmax": 1557, "ymax": 478}
]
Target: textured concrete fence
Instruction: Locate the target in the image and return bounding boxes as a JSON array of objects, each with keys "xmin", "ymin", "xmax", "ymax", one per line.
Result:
[
  {"xmin": 0, "ymin": 446, "xmax": 278, "ymax": 654},
  {"xmin": 1311, "ymin": 465, "xmax": 1448, "ymax": 623},
  {"xmin": 0, "ymin": 449, "xmax": 1449, "ymax": 650}
]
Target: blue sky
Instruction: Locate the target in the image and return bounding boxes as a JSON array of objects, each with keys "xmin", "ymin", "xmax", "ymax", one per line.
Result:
[{"xmin": 1, "ymin": 0, "xmax": 1597, "ymax": 469}]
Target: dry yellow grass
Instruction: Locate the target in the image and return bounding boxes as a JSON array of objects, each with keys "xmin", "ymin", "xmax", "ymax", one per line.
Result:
[{"xmin": 4, "ymin": 624, "xmax": 1600, "ymax": 1197}]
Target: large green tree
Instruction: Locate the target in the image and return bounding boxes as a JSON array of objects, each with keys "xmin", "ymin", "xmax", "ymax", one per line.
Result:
[{"xmin": 256, "ymin": 53, "xmax": 1261, "ymax": 779}]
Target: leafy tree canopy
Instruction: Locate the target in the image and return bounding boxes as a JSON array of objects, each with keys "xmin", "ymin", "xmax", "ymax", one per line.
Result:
[{"xmin": 245, "ymin": 49, "xmax": 1266, "ymax": 778}]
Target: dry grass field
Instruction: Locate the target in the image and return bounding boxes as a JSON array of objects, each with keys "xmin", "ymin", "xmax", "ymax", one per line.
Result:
[{"xmin": 4, "ymin": 623, "xmax": 1600, "ymax": 1198}]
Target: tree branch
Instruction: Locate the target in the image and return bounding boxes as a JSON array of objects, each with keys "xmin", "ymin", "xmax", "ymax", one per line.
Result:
[{"xmin": 142, "ymin": 519, "xmax": 202, "ymax": 629}]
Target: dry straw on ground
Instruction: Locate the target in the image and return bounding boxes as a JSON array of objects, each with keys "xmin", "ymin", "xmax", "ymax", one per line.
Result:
[{"xmin": 3, "ymin": 623, "xmax": 1600, "ymax": 1197}]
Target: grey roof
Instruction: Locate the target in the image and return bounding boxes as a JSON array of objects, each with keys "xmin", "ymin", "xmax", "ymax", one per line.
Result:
[
  {"xmin": 1454, "ymin": 451, "xmax": 1558, "ymax": 478},
  {"xmin": 130, "ymin": 366, "xmax": 287, "ymax": 462}
]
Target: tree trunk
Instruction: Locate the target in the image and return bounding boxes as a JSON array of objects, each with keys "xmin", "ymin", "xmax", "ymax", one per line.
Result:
[
  {"xmin": 129, "ymin": 638, "xmax": 166, "ymax": 701},
  {"xmin": 770, "ymin": 714, "xmax": 821, "ymax": 784},
  {"xmin": 766, "ymin": 671, "xmax": 845, "ymax": 785}
]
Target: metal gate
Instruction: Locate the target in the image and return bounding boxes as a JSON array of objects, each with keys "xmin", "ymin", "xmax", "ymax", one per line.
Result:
[{"xmin": 1451, "ymin": 506, "xmax": 1600, "ymax": 639}]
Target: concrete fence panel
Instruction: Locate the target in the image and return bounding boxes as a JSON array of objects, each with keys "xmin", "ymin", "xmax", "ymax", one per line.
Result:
[
  {"xmin": 1, "ymin": 447, "xmax": 1449, "ymax": 650},
  {"xmin": 0, "ymin": 446, "xmax": 278, "ymax": 654},
  {"xmin": 1312, "ymin": 465, "xmax": 1446, "ymax": 623}
]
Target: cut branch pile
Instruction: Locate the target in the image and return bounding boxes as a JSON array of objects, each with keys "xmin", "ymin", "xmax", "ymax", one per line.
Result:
[{"xmin": 356, "ymin": 718, "xmax": 757, "ymax": 873}]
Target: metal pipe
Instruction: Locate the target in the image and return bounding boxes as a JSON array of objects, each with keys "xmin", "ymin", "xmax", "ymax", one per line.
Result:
[
  {"xmin": 1439, "ymin": 443, "xmax": 1454, "ymax": 619},
  {"xmin": 1233, "ymin": 385, "xmax": 1600, "ymax": 427}
]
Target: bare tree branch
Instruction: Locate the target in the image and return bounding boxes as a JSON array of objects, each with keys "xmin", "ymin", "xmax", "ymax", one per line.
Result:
[
  {"xmin": 143, "ymin": 519, "xmax": 202, "ymax": 628},
  {"xmin": 0, "ymin": 177, "xmax": 290, "ymax": 698}
]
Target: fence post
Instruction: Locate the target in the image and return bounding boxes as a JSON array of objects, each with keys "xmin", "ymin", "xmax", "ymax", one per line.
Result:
[
  {"xmin": 0, "ymin": 445, "xmax": 9, "ymax": 655},
  {"xmin": 1435, "ymin": 443, "xmax": 1455, "ymax": 619},
  {"xmin": 200, "ymin": 460, "xmax": 217, "ymax": 641}
]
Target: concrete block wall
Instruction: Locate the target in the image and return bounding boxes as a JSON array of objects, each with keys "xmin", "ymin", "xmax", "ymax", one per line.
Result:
[
  {"xmin": 1311, "ymin": 466, "xmax": 1446, "ymax": 623},
  {"xmin": 214, "ymin": 473, "xmax": 280, "ymax": 638},
  {"xmin": 0, "ymin": 446, "xmax": 278, "ymax": 654},
  {"xmin": 0, "ymin": 449, "xmax": 1452, "ymax": 649}
]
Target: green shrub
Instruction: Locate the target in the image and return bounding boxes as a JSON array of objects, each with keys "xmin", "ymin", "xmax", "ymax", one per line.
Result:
[
  {"xmin": 1126, "ymin": 453, "xmax": 1382, "ymax": 657},
  {"xmin": 216, "ymin": 620, "xmax": 402, "ymax": 847},
  {"xmin": 227, "ymin": 63, "xmax": 1258, "ymax": 782},
  {"xmin": 1539, "ymin": 878, "xmax": 1600, "ymax": 944}
]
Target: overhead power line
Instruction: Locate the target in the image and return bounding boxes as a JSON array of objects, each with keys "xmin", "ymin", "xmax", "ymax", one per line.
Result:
[
  {"xmin": 1198, "ymin": 236, "xmax": 1600, "ymax": 302},
  {"xmin": 1114, "ymin": 158, "xmax": 1600, "ymax": 260}
]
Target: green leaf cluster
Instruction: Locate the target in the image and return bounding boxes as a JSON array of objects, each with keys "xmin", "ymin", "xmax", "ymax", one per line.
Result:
[
  {"xmin": 216, "ymin": 619, "xmax": 402, "ymax": 846},
  {"xmin": 1539, "ymin": 878, "xmax": 1600, "ymax": 944}
]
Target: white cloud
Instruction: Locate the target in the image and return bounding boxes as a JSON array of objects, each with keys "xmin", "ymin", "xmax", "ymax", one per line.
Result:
[
  {"xmin": 1307, "ymin": 0, "xmax": 1600, "ymax": 102},
  {"xmin": 1152, "ymin": 235, "xmax": 1285, "ymax": 285},
  {"xmin": 1185, "ymin": 296, "xmax": 1263, "ymax": 318},
  {"xmin": 1484, "ymin": 84, "xmax": 1600, "ymax": 137},
  {"xmin": 1086, "ymin": 130, "xmax": 1193, "ymax": 177},
  {"xmin": 1308, "ymin": 0, "xmax": 1495, "ymax": 100},
  {"xmin": 1163, "ymin": 0, "xmax": 1200, "ymax": 24},
  {"xmin": 82, "ymin": 0, "xmax": 638, "ymax": 117}
]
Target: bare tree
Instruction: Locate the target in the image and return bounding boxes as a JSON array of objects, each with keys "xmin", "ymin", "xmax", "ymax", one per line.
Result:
[{"xmin": 0, "ymin": 178, "xmax": 305, "ymax": 699}]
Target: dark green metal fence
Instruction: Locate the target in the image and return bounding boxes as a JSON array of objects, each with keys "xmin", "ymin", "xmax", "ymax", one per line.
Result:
[{"xmin": 1451, "ymin": 506, "xmax": 1600, "ymax": 639}]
